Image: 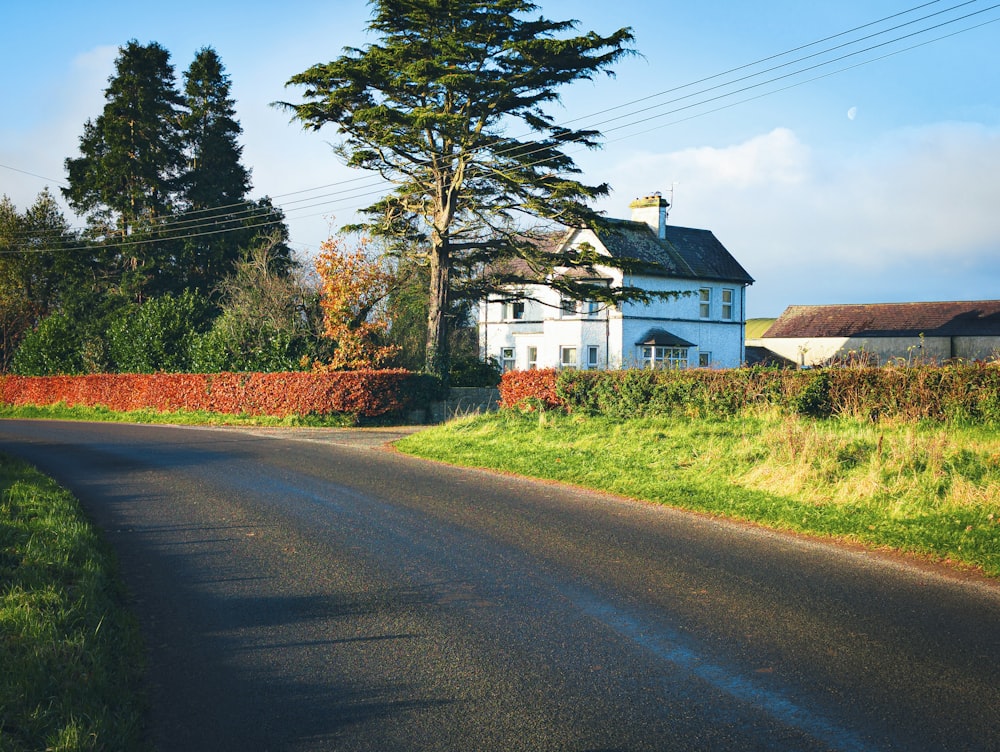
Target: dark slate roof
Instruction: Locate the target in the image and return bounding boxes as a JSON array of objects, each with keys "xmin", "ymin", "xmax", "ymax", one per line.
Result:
[
  {"xmin": 764, "ymin": 301, "xmax": 1000, "ymax": 338},
  {"xmin": 635, "ymin": 328, "xmax": 696, "ymax": 347},
  {"xmin": 593, "ymin": 219, "xmax": 754, "ymax": 284}
]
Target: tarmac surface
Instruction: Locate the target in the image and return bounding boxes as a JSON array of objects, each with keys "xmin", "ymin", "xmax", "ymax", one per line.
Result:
[{"xmin": 1, "ymin": 418, "xmax": 998, "ymax": 751}]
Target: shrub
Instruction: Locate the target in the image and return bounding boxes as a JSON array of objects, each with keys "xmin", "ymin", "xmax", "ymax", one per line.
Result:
[
  {"xmin": 793, "ymin": 370, "xmax": 833, "ymax": 418},
  {"xmin": 11, "ymin": 312, "xmax": 86, "ymax": 375},
  {"xmin": 106, "ymin": 291, "xmax": 210, "ymax": 373},
  {"xmin": 450, "ymin": 356, "xmax": 502, "ymax": 387},
  {"xmin": 190, "ymin": 312, "xmax": 311, "ymax": 373}
]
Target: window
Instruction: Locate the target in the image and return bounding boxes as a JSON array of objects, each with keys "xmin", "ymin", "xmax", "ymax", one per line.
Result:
[
  {"xmin": 559, "ymin": 296, "xmax": 577, "ymax": 317},
  {"xmin": 698, "ymin": 288, "xmax": 711, "ymax": 319},
  {"xmin": 721, "ymin": 289, "xmax": 734, "ymax": 321},
  {"xmin": 585, "ymin": 300, "xmax": 601, "ymax": 318},
  {"xmin": 587, "ymin": 345, "xmax": 599, "ymax": 369},
  {"xmin": 641, "ymin": 346, "xmax": 688, "ymax": 370},
  {"xmin": 527, "ymin": 346, "xmax": 538, "ymax": 370},
  {"xmin": 504, "ymin": 300, "xmax": 525, "ymax": 321},
  {"xmin": 501, "ymin": 347, "xmax": 516, "ymax": 372},
  {"xmin": 560, "ymin": 346, "xmax": 578, "ymax": 369},
  {"xmin": 698, "ymin": 352, "xmax": 712, "ymax": 367}
]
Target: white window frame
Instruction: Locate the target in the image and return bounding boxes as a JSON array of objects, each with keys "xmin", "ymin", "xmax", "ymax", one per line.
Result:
[
  {"xmin": 560, "ymin": 346, "xmax": 578, "ymax": 369},
  {"xmin": 500, "ymin": 347, "xmax": 516, "ymax": 372},
  {"xmin": 585, "ymin": 300, "xmax": 601, "ymax": 318},
  {"xmin": 641, "ymin": 346, "xmax": 688, "ymax": 370},
  {"xmin": 698, "ymin": 351, "xmax": 712, "ymax": 367},
  {"xmin": 698, "ymin": 288, "xmax": 711, "ymax": 319},
  {"xmin": 527, "ymin": 346, "xmax": 538, "ymax": 370},
  {"xmin": 721, "ymin": 288, "xmax": 734, "ymax": 321},
  {"xmin": 587, "ymin": 345, "xmax": 599, "ymax": 369}
]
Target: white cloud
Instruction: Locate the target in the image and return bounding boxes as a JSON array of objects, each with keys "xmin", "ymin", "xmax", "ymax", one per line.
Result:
[{"xmin": 599, "ymin": 123, "xmax": 1000, "ymax": 316}]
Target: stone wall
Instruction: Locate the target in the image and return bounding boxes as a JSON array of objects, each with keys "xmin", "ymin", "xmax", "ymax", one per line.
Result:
[{"xmin": 409, "ymin": 387, "xmax": 501, "ymax": 424}]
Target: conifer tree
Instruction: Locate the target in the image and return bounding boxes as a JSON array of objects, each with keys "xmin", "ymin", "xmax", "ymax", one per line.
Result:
[
  {"xmin": 281, "ymin": 0, "xmax": 639, "ymax": 379},
  {"xmin": 179, "ymin": 47, "xmax": 257, "ymax": 293},
  {"xmin": 63, "ymin": 40, "xmax": 186, "ymax": 300},
  {"xmin": 182, "ymin": 47, "xmax": 251, "ymax": 209}
]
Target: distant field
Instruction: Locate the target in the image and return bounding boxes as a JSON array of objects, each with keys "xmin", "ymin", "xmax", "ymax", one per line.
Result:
[{"xmin": 745, "ymin": 318, "xmax": 776, "ymax": 339}]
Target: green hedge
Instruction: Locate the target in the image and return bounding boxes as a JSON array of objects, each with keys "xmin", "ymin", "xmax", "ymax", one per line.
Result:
[{"xmin": 500, "ymin": 364, "xmax": 1000, "ymax": 425}]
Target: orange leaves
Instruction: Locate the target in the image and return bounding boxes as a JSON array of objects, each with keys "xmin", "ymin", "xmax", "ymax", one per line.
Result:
[
  {"xmin": 0, "ymin": 371, "xmax": 424, "ymax": 419},
  {"xmin": 314, "ymin": 235, "xmax": 400, "ymax": 371},
  {"xmin": 499, "ymin": 369, "xmax": 563, "ymax": 410}
]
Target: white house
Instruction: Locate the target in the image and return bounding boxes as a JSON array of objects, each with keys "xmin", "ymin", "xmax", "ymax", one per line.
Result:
[{"xmin": 479, "ymin": 194, "xmax": 754, "ymax": 371}]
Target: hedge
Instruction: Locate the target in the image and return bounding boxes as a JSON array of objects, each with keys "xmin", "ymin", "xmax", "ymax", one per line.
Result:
[
  {"xmin": 0, "ymin": 370, "xmax": 442, "ymax": 420},
  {"xmin": 499, "ymin": 364, "xmax": 1000, "ymax": 425}
]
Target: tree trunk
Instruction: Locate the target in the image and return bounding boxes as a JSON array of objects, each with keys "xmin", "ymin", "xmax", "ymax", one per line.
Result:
[{"xmin": 424, "ymin": 237, "xmax": 450, "ymax": 381}]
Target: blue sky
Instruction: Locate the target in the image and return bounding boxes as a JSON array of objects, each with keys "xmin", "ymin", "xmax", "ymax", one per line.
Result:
[{"xmin": 2, "ymin": 0, "xmax": 998, "ymax": 317}]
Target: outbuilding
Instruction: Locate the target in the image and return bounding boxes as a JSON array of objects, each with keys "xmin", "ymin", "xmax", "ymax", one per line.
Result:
[{"xmin": 752, "ymin": 301, "xmax": 1000, "ymax": 366}]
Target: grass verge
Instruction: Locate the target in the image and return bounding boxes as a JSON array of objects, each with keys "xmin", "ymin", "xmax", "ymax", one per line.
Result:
[
  {"xmin": 395, "ymin": 410, "xmax": 1000, "ymax": 578},
  {"xmin": 0, "ymin": 453, "xmax": 146, "ymax": 752},
  {"xmin": 0, "ymin": 402, "xmax": 356, "ymax": 427}
]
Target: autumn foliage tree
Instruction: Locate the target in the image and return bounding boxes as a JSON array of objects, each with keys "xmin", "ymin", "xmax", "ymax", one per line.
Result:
[{"xmin": 314, "ymin": 236, "xmax": 400, "ymax": 371}]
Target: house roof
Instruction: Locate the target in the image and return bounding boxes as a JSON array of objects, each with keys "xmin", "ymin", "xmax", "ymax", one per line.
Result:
[
  {"xmin": 763, "ymin": 301, "xmax": 1000, "ymax": 338},
  {"xmin": 593, "ymin": 219, "xmax": 754, "ymax": 284}
]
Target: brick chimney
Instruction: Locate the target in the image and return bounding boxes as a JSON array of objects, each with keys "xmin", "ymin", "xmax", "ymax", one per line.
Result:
[{"xmin": 629, "ymin": 192, "xmax": 669, "ymax": 239}]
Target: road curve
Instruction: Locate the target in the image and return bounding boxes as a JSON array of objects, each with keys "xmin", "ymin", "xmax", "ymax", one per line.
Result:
[{"xmin": 1, "ymin": 419, "xmax": 998, "ymax": 752}]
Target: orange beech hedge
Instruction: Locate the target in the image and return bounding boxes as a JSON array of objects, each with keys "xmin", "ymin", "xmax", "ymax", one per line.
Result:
[
  {"xmin": 0, "ymin": 371, "xmax": 439, "ymax": 419},
  {"xmin": 498, "ymin": 369, "xmax": 563, "ymax": 410}
]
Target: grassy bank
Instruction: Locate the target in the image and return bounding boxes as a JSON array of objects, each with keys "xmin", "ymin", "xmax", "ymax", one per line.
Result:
[
  {"xmin": 0, "ymin": 454, "xmax": 146, "ymax": 751},
  {"xmin": 0, "ymin": 402, "xmax": 354, "ymax": 427},
  {"xmin": 395, "ymin": 410, "xmax": 1000, "ymax": 578}
]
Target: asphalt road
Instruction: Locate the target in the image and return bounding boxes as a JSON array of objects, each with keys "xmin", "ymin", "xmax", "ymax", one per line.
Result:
[{"xmin": 1, "ymin": 419, "xmax": 998, "ymax": 752}]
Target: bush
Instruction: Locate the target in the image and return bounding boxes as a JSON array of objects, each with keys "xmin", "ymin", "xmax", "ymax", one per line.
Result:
[
  {"xmin": 11, "ymin": 312, "xmax": 86, "ymax": 376},
  {"xmin": 449, "ymin": 356, "xmax": 502, "ymax": 387},
  {"xmin": 793, "ymin": 370, "xmax": 833, "ymax": 418},
  {"xmin": 106, "ymin": 291, "xmax": 210, "ymax": 373},
  {"xmin": 190, "ymin": 312, "xmax": 312, "ymax": 373}
]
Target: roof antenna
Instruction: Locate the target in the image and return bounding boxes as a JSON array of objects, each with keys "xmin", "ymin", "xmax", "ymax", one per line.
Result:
[{"xmin": 666, "ymin": 183, "xmax": 677, "ymax": 222}]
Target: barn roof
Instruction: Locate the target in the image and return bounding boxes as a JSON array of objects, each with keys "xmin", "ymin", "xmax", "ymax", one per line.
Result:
[{"xmin": 763, "ymin": 301, "xmax": 1000, "ymax": 338}]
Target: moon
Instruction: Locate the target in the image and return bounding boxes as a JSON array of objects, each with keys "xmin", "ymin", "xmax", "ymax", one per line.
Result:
[{"xmin": 847, "ymin": 106, "xmax": 858, "ymax": 121}]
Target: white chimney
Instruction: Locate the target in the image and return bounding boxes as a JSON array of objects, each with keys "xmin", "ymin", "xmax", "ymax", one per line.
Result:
[{"xmin": 629, "ymin": 192, "xmax": 669, "ymax": 239}]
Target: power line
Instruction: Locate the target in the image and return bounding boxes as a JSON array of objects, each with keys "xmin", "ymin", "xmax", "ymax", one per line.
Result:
[
  {"xmin": 601, "ymin": 14, "xmax": 1000, "ymax": 146},
  {"xmin": 2, "ymin": 0, "xmax": 996, "ymax": 255},
  {"xmin": 597, "ymin": 3, "xmax": 1000, "ymax": 137},
  {"xmin": 545, "ymin": 0, "xmax": 967, "ymax": 132}
]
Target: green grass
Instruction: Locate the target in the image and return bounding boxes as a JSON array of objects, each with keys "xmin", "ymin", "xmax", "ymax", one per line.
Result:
[
  {"xmin": 0, "ymin": 454, "xmax": 147, "ymax": 752},
  {"xmin": 395, "ymin": 410, "xmax": 1000, "ymax": 578},
  {"xmin": 744, "ymin": 318, "xmax": 776, "ymax": 339},
  {"xmin": 0, "ymin": 402, "xmax": 356, "ymax": 427}
]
